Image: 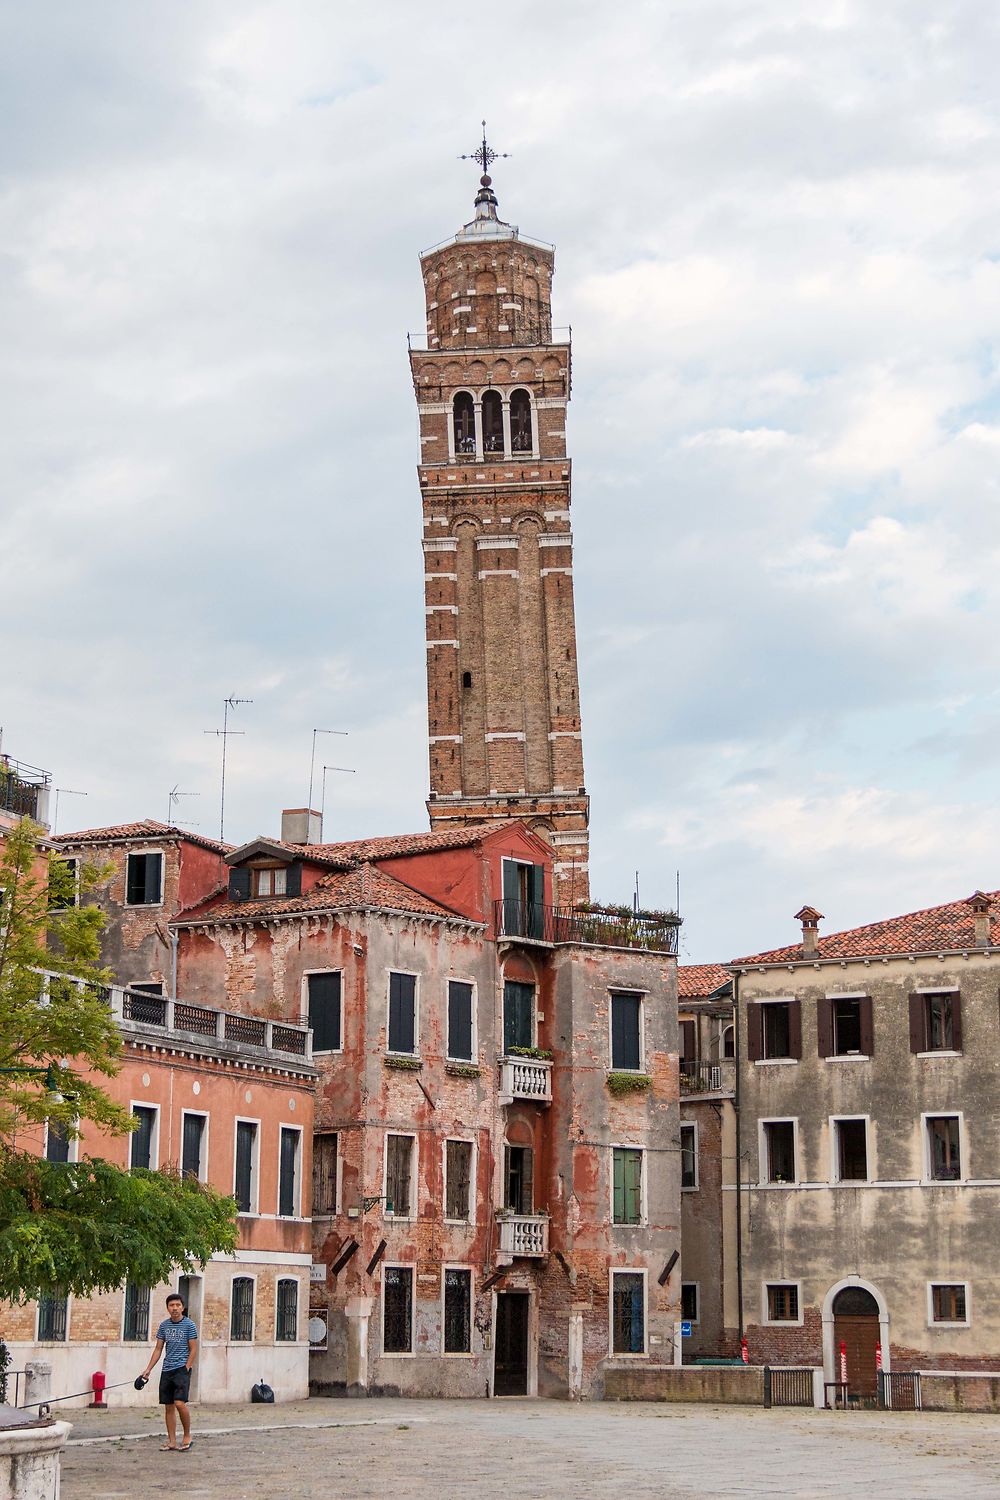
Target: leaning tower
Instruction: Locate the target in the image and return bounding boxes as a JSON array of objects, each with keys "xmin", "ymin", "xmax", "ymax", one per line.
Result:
[{"xmin": 410, "ymin": 137, "xmax": 589, "ymax": 905}]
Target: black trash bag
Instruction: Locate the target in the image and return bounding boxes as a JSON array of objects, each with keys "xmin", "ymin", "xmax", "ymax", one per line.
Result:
[{"xmin": 251, "ymin": 1379, "xmax": 275, "ymax": 1404}]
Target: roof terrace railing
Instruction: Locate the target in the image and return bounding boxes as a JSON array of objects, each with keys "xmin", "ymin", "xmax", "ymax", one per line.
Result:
[
  {"xmin": 0, "ymin": 757, "xmax": 51, "ymax": 820},
  {"xmin": 494, "ymin": 899, "xmax": 680, "ymax": 955}
]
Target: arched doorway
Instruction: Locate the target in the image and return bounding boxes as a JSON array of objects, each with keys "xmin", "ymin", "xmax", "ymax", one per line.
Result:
[{"xmin": 832, "ymin": 1286, "xmax": 880, "ymax": 1400}]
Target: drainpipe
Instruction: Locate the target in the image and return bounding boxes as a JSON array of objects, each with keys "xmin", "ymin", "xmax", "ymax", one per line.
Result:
[
  {"xmin": 732, "ymin": 969, "xmax": 744, "ymax": 1345},
  {"xmin": 170, "ymin": 928, "xmax": 179, "ymax": 999}
]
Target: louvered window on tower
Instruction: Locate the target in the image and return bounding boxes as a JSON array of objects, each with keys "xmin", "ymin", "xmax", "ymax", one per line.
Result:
[
  {"xmin": 453, "ymin": 392, "xmax": 475, "ymax": 454},
  {"xmin": 482, "ymin": 389, "xmax": 503, "ymax": 452},
  {"xmin": 510, "ymin": 389, "xmax": 532, "ymax": 451}
]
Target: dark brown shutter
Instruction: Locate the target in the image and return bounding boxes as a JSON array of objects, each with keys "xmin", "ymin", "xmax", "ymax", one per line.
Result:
[
  {"xmin": 229, "ymin": 867, "xmax": 251, "ymax": 901},
  {"xmin": 859, "ymin": 996, "xmax": 874, "ymax": 1057},
  {"xmin": 746, "ymin": 1003, "xmax": 763, "ymax": 1062},
  {"xmin": 787, "ymin": 999, "xmax": 802, "ymax": 1060},
  {"xmin": 816, "ymin": 996, "xmax": 833, "ymax": 1058},
  {"xmin": 951, "ymin": 992, "xmax": 963, "ymax": 1052},
  {"xmin": 285, "ymin": 862, "xmax": 302, "ymax": 897},
  {"xmin": 908, "ymin": 993, "xmax": 925, "ymax": 1053}
]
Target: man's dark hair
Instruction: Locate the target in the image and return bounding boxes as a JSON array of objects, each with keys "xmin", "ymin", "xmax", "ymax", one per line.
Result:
[{"xmin": 165, "ymin": 1293, "xmax": 184, "ymax": 1307}]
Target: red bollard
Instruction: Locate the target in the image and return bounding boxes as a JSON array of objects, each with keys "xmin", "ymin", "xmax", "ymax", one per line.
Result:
[{"xmin": 89, "ymin": 1370, "xmax": 107, "ymax": 1409}]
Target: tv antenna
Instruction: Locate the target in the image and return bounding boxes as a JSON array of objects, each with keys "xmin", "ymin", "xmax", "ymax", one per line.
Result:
[
  {"xmin": 308, "ymin": 730, "xmax": 348, "ymax": 816},
  {"xmin": 166, "ymin": 786, "xmax": 200, "ymax": 827},
  {"xmin": 52, "ymin": 788, "xmax": 87, "ymax": 836},
  {"xmin": 320, "ymin": 763, "xmax": 356, "ymax": 841},
  {"xmin": 204, "ymin": 696, "xmax": 252, "ymax": 841}
]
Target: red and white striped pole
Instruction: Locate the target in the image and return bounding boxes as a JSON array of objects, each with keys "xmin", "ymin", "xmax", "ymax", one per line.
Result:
[
  {"xmin": 741, "ymin": 1336, "xmax": 749, "ymax": 1365},
  {"xmin": 875, "ymin": 1342, "xmax": 883, "ymax": 1372},
  {"xmin": 839, "ymin": 1341, "xmax": 848, "ymax": 1385}
]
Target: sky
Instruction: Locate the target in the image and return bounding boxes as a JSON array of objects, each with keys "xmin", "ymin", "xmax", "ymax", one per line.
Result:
[{"xmin": 3, "ymin": 1, "xmax": 1000, "ymax": 963}]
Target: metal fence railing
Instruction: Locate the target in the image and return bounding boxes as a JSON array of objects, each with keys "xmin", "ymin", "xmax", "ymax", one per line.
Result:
[
  {"xmin": 879, "ymin": 1371, "xmax": 921, "ymax": 1410},
  {"xmin": 764, "ymin": 1366, "xmax": 814, "ymax": 1408}
]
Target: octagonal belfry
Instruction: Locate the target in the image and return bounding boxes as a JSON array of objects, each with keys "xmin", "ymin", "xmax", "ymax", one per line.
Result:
[{"xmin": 410, "ymin": 160, "xmax": 589, "ymax": 907}]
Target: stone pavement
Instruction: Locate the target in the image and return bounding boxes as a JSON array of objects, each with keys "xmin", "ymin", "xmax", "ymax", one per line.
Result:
[{"xmin": 61, "ymin": 1397, "xmax": 1000, "ymax": 1499}]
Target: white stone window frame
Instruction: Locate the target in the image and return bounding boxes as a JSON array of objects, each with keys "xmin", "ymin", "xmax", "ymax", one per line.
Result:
[
  {"xmin": 915, "ymin": 985, "xmax": 962, "ymax": 1058},
  {"xmin": 233, "ymin": 1115, "xmax": 261, "ymax": 1217},
  {"xmin": 829, "ymin": 1113, "xmax": 872, "ymax": 1185},
  {"xmin": 274, "ymin": 1275, "xmax": 302, "ymax": 1343},
  {"xmin": 44, "ymin": 1114, "xmax": 79, "ymax": 1165},
  {"xmin": 926, "ymin": 1279, "xmax": 971, "ymax": 1329},
  {"xmin": 445, "ymin": 386, "xmax": 539, "ymax": 463},
  {"xmin": 762, "ymin": 1280, "xmax": 804, "ymax": 1327},
  {"xmin": 440, "ymin": 1264, "xmax": 476, "ymax": 1357},
  {"xmin": 301, "ymin": 968, "xmax": 344, "ymax": 1056},
  {"xmin": 608, "ymin": 1266, "xmax": 649, "ymax": 1358},
  {"xmin": 381, "ymin": 1262, "xmax": 416, "ymax": 1358},
  {"xmin": 609, "ymin": 1142, "xmax": 648, "ymax": 1227},
  {"xmin": 921, "ymin": 1110, "xmax": 967, "ymax": 1185},
  {"xmin": 229, "ymin": 1272, "xmax": 256, "ymax": 1344},
  {"xmin": 383, "ymin": 1131, "xmax": 418, "ymax": 1222},
  {"xmin": 386, "ymin": 969, "xmax": 420, "ymax": 1058},
  {"xmin": 36, "ymin": 1291, "xmax": 71, "ymax": 1344},
  {"xmin": 124, "ymin": 847, "xmax": 165, "ymax": 909},
  {"xmin": 608, "ymin": 987, "xmax": 648, "ymax": 1074},
  {"xmin": 446, "ymin": 975, "xmax": 478, "ymax": 1064},
  {"xmin": 757, "ymin": 1116, "xmax": 800, "ymax": 1188},
  {"xmin": 276, "ymin": 1122, "xmax": 304, "ymax": 1220},
  {"xmin": 128, "ymin": 1098, "xmax": 161, "ymax": 1172},
  {"xmin": 679, "ymin": 1121, "xmax": 699, "ymax": 1192},
  {"xmin": 179, "ymin": 1107, "xmax": 210, "ymax": 1183},
  {"xmin": 825, "ymin": 990, "xmax": 871, "ymax": 1061},
  {"xmin": 754, "ymin": 996, "xmax": 798, "ymax": 1066},
  {"xmin": 442, "ymin": 1135, "xmax": 477, "ymax": 1226}
]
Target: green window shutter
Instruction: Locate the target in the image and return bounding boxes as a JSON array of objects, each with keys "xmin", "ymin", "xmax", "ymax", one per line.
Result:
[
  {"xmin": 625, "ymin": 1151, "xmax": 642, "ymax": 1224},
  {"xmin": 612, "ymin": 1149, "xmax": 625, "ymax": 1223}
]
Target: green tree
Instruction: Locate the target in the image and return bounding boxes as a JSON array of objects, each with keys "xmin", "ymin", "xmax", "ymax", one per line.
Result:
[{"xmin": 0, "ymin": 819, "xmax": 237, "ymax": 1302}]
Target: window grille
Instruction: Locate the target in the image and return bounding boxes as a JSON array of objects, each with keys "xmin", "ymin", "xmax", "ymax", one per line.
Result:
[
  {"xmin": 611, "ymin": 1272, "xmax": 644, "ymax": 1354},
  {"xmin": 444, "ymin": 1269, "xmax": 471, "ymax": 1353},
  {"xmin": 276, "ymin": 1279, "xmax": 298, "ymax": 1341},
  {"xmin": 123, "ymin": 1283, "xmax": 150, "ymax": 1342},
  {"xmin": 230, "ymin": 1277, "xmax": 254, "ymax": 1340},
  {"xmin": 38, "ymin": 1294, "xmax": 68, "ymax": 1342},
  {"xmin": 383, "ymin": 1267, "xmax": 413, "ymax": 1353}
]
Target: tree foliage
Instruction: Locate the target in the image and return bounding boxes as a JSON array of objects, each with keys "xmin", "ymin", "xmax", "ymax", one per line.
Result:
[{"xmin": 0, "ymin": 819, "xmax": 238, "ymax": 1302}]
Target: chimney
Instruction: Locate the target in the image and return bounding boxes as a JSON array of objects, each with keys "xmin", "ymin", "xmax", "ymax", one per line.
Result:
[
  {"xmin": 795, "ymin": 905, "xmax": 824, "ymax": 959},
  {"xmin": 965, "ymin": 891, "xmax": 992, "ymax": 948},
  {"xmin": 281, "ymin": 808, "xmax": 322, "ymax": 845}
]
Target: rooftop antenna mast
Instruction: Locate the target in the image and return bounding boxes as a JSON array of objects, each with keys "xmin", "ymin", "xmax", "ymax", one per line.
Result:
[
  {"xmin": 167, "ymin": 786, "xmax": 200, "ymax": 827},
  {"xmin": 308, "ymin": 730, "xmax": 348, "ymax": 816},
  {"xmin": 320, "ymin": 763, "xmax": 357, "ymax": 841},
  {"xmin": 53, "ymin": 788, "xmax": 87, "ymax": 836},
  {"xmin": 204, "ymin": 696, "xmax": 252, "ymax": 842}
]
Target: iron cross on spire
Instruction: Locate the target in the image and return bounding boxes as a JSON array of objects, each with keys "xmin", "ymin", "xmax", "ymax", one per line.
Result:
[{"xmin": 459, "ymin": 119, "xmax": 510, "ymax": 178}]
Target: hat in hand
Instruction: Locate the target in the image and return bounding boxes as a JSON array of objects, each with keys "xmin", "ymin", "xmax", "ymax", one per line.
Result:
[{"xmin": 134, "ymin": 1375, "xmax": 148, "ymax": 1390}]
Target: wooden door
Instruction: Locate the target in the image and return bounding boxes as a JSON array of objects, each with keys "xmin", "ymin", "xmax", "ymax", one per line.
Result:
[
  {"xmin": 835, "ymin": 1314, "xmax": 879, "ymax": 1398},
  {"xmin": 494, "ymin": 1292, "xmax": 529, "ymax": 1396}
]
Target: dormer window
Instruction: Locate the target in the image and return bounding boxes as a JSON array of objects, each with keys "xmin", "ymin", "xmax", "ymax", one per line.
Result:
[{"xmin": 252, "ymin": 865, "xmax": 287, "ymax": 897}]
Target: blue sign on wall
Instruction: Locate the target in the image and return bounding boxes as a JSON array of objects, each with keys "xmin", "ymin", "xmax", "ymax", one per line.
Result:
[{"xmin": 681, "ymin": 1320, "xmax": 692, "ymax": 1337}]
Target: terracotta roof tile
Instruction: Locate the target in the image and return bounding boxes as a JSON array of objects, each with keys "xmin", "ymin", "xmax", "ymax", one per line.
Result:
[
  {"xmin": 54, "ymin": 820, "xmax": 232, "ymax": 856},
  {"xmin": 175, "ymin": 862, "xmax": 466, "ymax": 925},
  {"xmin": 734, "ymin": 889, "xmax": 1000, "ymax": 965},
  {"xmin": 284, "ymin": 825, "xmax": 496, "ymax": 865},
  {"xmin": 678, "ymin": 963, "xmax": 732, "ymax": 999}
]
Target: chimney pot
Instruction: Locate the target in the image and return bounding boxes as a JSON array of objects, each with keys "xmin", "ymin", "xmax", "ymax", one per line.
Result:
[
  {"xmin": 281, "ymin": 808, "xmax": 322, "ymax": 845},
  {"xmin": 794, "ymin": 905, "xmax": 824, "ymax": 959},
  {"xmin": 965, "ymin": 891, "xmax": 992, "ymax": 948}
]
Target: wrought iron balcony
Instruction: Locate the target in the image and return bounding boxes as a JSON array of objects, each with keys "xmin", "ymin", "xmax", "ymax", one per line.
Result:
[
  {"xmin": 494, "ymin": 899, "xmax": 680, "ymax": 955},
  {"xmin": 497, "ymin": 1213, "xmax": 548, "ymax": 1257},
  {"xmin": 680, "ymin": 1059, "xmax": 735, "ymax": 1095},
  {"xmin": 499, "ymin": 1055, "xmax": 552, "ymax": 1104},
  {"xmin": 0, "ymin": 756, "xmax": 51, "ymax": 822}
]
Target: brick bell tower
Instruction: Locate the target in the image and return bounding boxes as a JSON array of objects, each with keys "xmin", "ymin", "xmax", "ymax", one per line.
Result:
[{"xmin": 410, "ymin": 127, "xmax": 589, "ymax": 906}]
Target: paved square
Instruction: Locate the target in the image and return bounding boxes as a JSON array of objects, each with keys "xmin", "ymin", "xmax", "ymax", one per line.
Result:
[{"xmin": 61, "ymin": 1397, "xmax": 1000, "ymax": 1499}]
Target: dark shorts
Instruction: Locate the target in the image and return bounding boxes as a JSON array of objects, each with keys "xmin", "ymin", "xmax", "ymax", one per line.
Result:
[{"xmin": 159, "ymin": 1367, "xmax": 191, "ymax": 1406}]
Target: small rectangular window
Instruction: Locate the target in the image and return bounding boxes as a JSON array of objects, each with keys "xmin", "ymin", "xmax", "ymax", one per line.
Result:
[
  {"xmin": 443, "ymin": 1268, "xmax": 472, "ymax": 1353},
  {"xmin": 611, "ymin": 992, "xmax": 642, "ymax": 1071},
  {"xmin": 130, "ymin": 1106, "xmax": 157, "ymax": 1170},
  {"xmin": 276, "ymin": 1278, "xmax": 298, "ymax": 1341},
  {"xmin": 46, "ymin": 1119, "xmax": 71, "ymax": 1164},
  {"xmin": 126, "ymin": 852, "xmax": 163, "ymax": 906},
  {"xmin": 763, "ymin": 1003, "xmax": 791, "ymax": 1059},
  {"xmin": 252, "ymin": 866, "xmax": 287, "ymax": 897},
  {"xmin": 448, "ymin": 980, "xmax": 474, "ymax": 1061},
  {"xmin": 680, "ymin": 1124, "xmax": 698, "ymax": 1189},
  {"xmin": 307, "ymin": 972, "xmax": 342, "ymax": 1053},
  {"xmin": 504, "ymin": 1144, "xmax": 533, "ymax": 1214},
  {"xmin": 181, "ymin": 1113, "xmax": 206, "ymax": 1180},
  {"xmin": 388, "ymin": 972, "xmax": 417, "ymax": 1054},
  {"xmin": 385, "ymin": 1134, "xmax": 413, "ymax": 1217},
  {"xmin": 931, "ymin": 1283, "xmax": 967, "ymax": 1323},
  {"xmin": 278, "ymin": 1127, "xmax": 300, "ymax": 1217},
  {"xmin": 445, "ymin": 1140, "xmax": 473, "ymax": 1221},
  {"xmin": 927, "ymin": 1115, "xmax": 962, "ymax": 1180},
  {"xmin": 612, "ymin": 1147, "xmax": 643, "ymax": 1224},
  {"xmin": 911, "ymin": 992, "xmax": 963, "ymax": 1054},
  {"xmin": 234, "ymin": 1120, "xmax": 258, "ymax": 1212},
  {"xmin": 503, "ymin": 980, "xmax": 534, "ymax": 1053},
  {"xmin": 832, "ymin": 997, "xmax": 862, "ymax": 1055},
  {"xmin": 763, "ymin": 1121, "xmax": 795, "ymax": 1183},
  {"xmin": 835, "ymin": 1119, "xmax": 868, "ymax": 1181},
  {"xmin": 681, "ymin": 1283, "xmax": 699, "ymax": 1322},
  {"xmin": 611, "ymin": 1271, "xmax": 645, "ymax": 1354},
  {"xmin": 766, "ymin": 1283, "xmax": 799, "ymax": 1321},
  {"xmin": 383, "ymin": 1266, "xmax": 413, "ymax": 1353},
  {"xmin": 312, "ymin": 1132, "xmax": 338, "ymax": 1215},
  {"xmin": 37, "ymin": 1293, "xmax": 68, "ymax": 1342},
  {"xmin": 48, "ymin": 856, "xmax": 78, "ymax": 910},
  {"xmin": 123, "ymin": 1283, "xmax": 151, "ymax": 1342},
  {"xmin": 926, "ymin": 994, "xmax": 954, "ymax": 1051},
  {"xmin": 230, "ymin": 1277, "xmax": 254, "ymax": 1340}
]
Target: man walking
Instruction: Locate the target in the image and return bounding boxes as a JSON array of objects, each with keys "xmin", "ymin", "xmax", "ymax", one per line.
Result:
[{"xmin": 138, "ymin": 1292, "xmax": 198, "ymax": 1451}]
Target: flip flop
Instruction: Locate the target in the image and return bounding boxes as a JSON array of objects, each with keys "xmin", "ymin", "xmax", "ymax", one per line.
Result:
[
  {"xmin": 159, "ymin": 1443, "xmax": 177, "ymax": 1451},
  {"xmin": 179, "ymin": 1440, "xmax": 194, "ymax": 1452}
]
